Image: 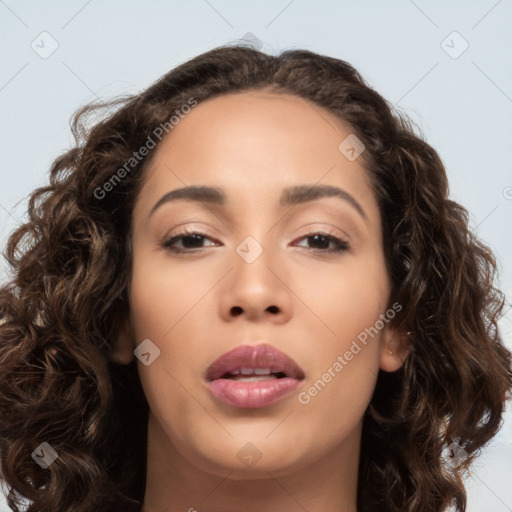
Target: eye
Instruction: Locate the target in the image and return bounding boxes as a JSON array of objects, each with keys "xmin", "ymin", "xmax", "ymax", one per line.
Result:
[
  {"xmin": 293, "ymin": 231, "xmax": 349, "ymax": 253},
  {"xmin": 161, "ymin": 230, "xmax": 219, "ymax": 253},
  {"xmin": 160, "ymin": 229, "xmax": 350, "ymax": 254}
]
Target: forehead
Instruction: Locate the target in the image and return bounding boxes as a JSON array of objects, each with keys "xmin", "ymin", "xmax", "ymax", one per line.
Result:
[
  {"xmin": 136, "ymin": 90, "xmax": 379, "ymax": 225},
  {"xmin": 157, "ymin": 90, "xmax": 353, "ymax": 170}
]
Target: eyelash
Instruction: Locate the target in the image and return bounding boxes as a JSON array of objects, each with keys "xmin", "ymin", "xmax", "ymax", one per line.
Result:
[{"xmin": 160, "ymin": 229, "xmax": 349, "ymax": 254}]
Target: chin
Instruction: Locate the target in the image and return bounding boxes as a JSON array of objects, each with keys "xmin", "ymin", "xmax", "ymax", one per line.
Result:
[{"xmin": 178, "ymin": 436, "xmax": 309, "ymax": 478}]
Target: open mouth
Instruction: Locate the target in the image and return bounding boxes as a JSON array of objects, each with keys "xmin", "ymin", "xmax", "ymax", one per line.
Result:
[
  {"xmin": 220, "ymin": 369, "xmax": 288, "ymax": 382},
  {"xmin": 205, "ymin": 344, "xmax": 305, "ymax": 409}
]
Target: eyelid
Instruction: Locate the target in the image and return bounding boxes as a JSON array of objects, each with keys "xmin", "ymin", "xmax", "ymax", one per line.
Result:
[
  {"xmin": 161, "ymin": 228, "xmax": 218, "ymax": 249},
  {"xmin": 161, "ymin": 225, "xmax": 351, "ymax": 254},
  {"xmin": 161, "ymin": 221, "xmax": 222, "ymax": 241},
  {"xmin": 291, "ymin": 222, "xmax": 352, "ymax": 243},
  {"xmin": 290, "ymin": 228, "xmax": 350, "ymax": 253}
]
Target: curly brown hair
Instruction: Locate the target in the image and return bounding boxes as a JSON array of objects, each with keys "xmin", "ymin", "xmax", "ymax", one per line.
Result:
[{"xmin": 0, "ymin": 44, "xmax": 511, "ymax": 512}]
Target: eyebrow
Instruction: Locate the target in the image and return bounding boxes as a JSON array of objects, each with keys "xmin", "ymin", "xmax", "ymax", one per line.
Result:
[{"xmin": 149, "ymin": 184, "xmax": 368, "ymax": 221}]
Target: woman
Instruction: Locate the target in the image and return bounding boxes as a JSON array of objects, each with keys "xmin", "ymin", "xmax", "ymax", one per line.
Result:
[{"xmin": 0, "ymin": 44, "xmax": 510, "ymax": 512}]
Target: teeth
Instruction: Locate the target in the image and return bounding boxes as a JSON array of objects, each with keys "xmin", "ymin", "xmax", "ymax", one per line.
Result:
[
  {"xmin": 228, "ymin": 368, "xmax": 276, "ymax": 382},
  {"xmin": 254, "ymin": 368, "xmax": 272, "ymax": 375},
  {"xmin": 232, "ymin": 375, "xmax": 278, "ymax": 382},
  {"xmin": 232, "ymin": 368, "xmax": 272, "ymax": 375}
]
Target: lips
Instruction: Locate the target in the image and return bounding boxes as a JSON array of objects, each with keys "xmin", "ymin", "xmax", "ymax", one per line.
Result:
[
  {"xmin": 206, "ymin": 344, "xmax": 305, "ymax": 382},
  {"xmin": 205, "ymin": 344, "xmax": 305, "ymax": 409}
]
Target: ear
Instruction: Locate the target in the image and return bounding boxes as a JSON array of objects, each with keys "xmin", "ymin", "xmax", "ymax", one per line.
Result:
[
  {"xmin": 379, "ymin": 324, "xmax": 413, "ymax": 373},
  {"xmin": 109, "ymin": 313, "xmax": 136, "ymax": 365}
]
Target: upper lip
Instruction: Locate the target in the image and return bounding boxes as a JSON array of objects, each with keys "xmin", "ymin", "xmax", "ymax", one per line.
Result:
[{"xmin": 206, "ymin": 344, "xmax": 305, "ymax": 381}]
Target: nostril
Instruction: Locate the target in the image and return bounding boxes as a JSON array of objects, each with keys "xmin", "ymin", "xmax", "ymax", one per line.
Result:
[{"xmin": 230, "ymin": 306, "xmax": 243, "ymax": 316}]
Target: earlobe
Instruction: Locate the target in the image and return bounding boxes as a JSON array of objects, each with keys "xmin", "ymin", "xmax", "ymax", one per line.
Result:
[
  {"xmin": 109, "ymin": 314, "xmax": 136, "ymax": 365},
  {"xmin": 379, "ymin": 328, "xmax": 412, "ymax": 373}
]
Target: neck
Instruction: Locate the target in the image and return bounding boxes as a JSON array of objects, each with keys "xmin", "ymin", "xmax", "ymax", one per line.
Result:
[{"xmin": 141, "ymin": 413, "xmax": 360, "ymax": 512}]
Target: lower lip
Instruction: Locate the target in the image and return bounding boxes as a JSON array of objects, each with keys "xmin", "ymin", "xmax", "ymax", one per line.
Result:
[{"xmin": 208, "ymin": 377, "xmax": 302, "ymax": 409}]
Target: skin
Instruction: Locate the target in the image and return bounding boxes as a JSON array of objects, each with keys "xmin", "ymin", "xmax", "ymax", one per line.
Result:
[{"xmin": 112, "ymin": 90, "xmax": 410, "ymax": 512}]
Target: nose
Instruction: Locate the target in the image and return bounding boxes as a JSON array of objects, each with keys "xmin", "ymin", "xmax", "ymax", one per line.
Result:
[{"xmin": 218, "ymin": 246, "xmax": 293, "ymax": 324}]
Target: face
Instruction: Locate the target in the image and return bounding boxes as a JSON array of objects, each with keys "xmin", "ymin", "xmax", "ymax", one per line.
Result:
[{"xmin": 118, "ymin": 90, "xmax": 406, "ymax": 479}]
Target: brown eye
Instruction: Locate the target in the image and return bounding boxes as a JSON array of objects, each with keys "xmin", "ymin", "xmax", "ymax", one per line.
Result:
[
  {"xmin": 161, "ymin": 230, "xmax": 218, "ymax": 253},
  {"xmin": 293, "ymin": 232, "xmax": 349, "ymax": 253}
]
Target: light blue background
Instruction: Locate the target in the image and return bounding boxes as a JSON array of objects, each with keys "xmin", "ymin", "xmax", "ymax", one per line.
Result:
[{"xmin": 1, "ymin": 1, "xmax": 511, "ymax": 510}]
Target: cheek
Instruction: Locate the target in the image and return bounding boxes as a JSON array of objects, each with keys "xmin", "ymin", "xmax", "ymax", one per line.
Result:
[
  {"xmin": 295, "ymin": 248, "xmax": 390, "ymax": 343},
  {"xmin": 128, "ymin": 252, "xmax": 217, "ymax": 413},
  {"xmin": 291, "ymin": 250, "xmax": 388, "ymax": 412},
  {"xmin": 129, "ymin": 251, "xmax": 209, "ymax": 339}
]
